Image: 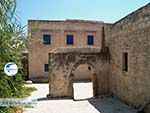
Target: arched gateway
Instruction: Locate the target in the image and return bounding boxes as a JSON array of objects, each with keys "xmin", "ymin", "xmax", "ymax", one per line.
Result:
[{"xmin": 47, "ymin": 47, "xmax": 110, "ymax": 99}]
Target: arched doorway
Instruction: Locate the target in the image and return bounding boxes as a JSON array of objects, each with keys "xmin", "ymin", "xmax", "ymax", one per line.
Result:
[
  {"xmin": 70, "ymin": 61, "xmax": 98, "ymax": 100},
  {"xmin": 72, "ymin": 64, "xmax": 93, "ymax": 100},
  {"xmin": 73, "ymin": 64, "xmax": 92, "ymax": 81},
  {"xmin": 47, "ymin": 47, "xmax": 109, "ymax": 99}
]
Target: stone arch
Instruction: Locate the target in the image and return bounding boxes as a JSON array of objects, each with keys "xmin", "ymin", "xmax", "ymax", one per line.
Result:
[
  {"xmin": 70, "ymin": 60, "xmax": 96, "ymax": 75},
  {"xmin": 47, "ymin": 47, "xmax": 110, "ymax": 99},
  {"xmin": 70, "ymin": 60, "xmax": 98, "ymax": 98}
]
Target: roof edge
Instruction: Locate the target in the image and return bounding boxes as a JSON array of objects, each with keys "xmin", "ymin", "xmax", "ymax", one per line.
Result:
[
  {"xmin": 28, "ymin": 19, "xmax": 104, "ymax": 24},
  {"xmin": 113, "ymin": 2, "xmax": 150, "ymax": 25}
]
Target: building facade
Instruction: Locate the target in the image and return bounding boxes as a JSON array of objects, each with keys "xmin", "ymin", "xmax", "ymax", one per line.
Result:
[
  {"xmin": 28, "ymin": 20, "xmax": 104, "ymax": 82},
  {"xmin": 28, "ymin": 3, "xmax": 150, "ymax": 112},
  {"xmin": 106, "ymin": 3, "xmax": 150, "ymax": 112}
]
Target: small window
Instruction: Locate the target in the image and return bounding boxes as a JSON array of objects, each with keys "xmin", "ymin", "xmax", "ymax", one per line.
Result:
[
  {"xmin": 43, "ymin": 35, "xmax": 51, "ymax": 44},
  {"xmin": 87, "ymin": 35, "xmax": 94, "ymax": 45},
  {"xmin": 88, "ymin": 66, "xmax": 91, "ymax": 70},
  {"xmin": 122, "ymin": 52, "xmax": 128, "ymax": 72},
  {"xmin": 44, "ymin": 64, "xmax": 49, "ymax": 72},
  {"xmin": 66, "ymin": 35, "xmax": 73, "ymax": 45}
]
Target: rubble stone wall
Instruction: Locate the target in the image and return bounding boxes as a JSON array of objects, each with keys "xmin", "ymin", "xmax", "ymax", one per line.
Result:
[
  {"xmin": 106, "ymin": 3, "xmax": 150, "ymax": 112},
  {"xmin": 47, "ymin": 47, "xmax": 110, "ymax": 98}
]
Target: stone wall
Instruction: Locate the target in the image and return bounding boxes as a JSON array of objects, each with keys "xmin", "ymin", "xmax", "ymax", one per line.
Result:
[
  {"xmin": 47, "ymin": 47, "xmax": 110, "ymax": 98},
  {"xmin": 106, "ymin": 3, "xmax": 150, "ymax": 112}
]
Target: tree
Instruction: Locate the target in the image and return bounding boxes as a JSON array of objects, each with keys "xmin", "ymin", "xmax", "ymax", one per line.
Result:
[{"xmin": 0, "ymin": 0, "xmax": 27, "ymax": 112}]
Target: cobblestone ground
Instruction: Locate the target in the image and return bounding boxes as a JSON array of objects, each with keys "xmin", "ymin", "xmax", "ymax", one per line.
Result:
[{"xmin": 24, "ymin": 83, "xmax": 137, "ymax": 113}]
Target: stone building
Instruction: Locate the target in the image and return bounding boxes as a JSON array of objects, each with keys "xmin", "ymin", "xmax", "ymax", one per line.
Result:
[
  {"xmin": 46, "ymin": 3, "xmax": 150, "ymax": 113},
  {"xmin": 106, "ymin": 3, "xmax": 150, "ymax": 112},
  {"xmin": 28, "ymin": 3, "xmax": 150, "ymax": 113},
  {"xmin": 28, "ymin": 20, "xmax": 104, "ymax": 82}
]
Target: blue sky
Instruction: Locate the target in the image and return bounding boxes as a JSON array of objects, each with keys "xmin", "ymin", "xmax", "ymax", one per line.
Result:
[{"xmin": 17, "ymin": 0, "xmax": 150, "ymax": 26}]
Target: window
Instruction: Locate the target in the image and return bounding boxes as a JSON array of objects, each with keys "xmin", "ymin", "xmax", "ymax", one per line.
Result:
[
  {"xmin": 43, "ymin": 35, "xmax": 51, "ymax": 44},
  {"xmin": 122, "ymin": 52, "xmax": 128, "ymax": 72},
  {"xmin": 44, "ymin": 64, "xmax": 49, "ymax": 72},
  {"xmin": 88, "ymin": 66, "xmax": 91, "ymax": 70},
  {"xmin": 87, "ymin": 35, "xmax": 94, "ymax": 45},
  {"xmin": 66, "ymin": 35, "xmax": 73, "ymax": 45}
]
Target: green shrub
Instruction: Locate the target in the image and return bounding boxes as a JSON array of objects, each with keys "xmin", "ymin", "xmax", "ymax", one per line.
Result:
[{"xmin": 0, "ymin": 0, "xmax": 29, "ymax": 112}]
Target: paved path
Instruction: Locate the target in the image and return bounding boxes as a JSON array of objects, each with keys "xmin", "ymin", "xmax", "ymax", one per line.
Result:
[
  {"xmin": 73, "ymin": 82, "xmax": 93, "ymax": 100},
  {"xmin": 24, "ymin": 83, "xmax": 137, "ymax": 113}
]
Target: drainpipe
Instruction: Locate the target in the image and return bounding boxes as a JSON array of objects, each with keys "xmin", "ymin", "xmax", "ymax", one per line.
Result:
[{"xmin": 101, "ymin": 26, "xmax": 105, "ymax": 48}]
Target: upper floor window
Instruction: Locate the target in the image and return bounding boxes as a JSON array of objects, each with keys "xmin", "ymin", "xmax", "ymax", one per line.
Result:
[
  {"xmin": 87, "ymin": 35, "xmax": 94, "ymax": 45},
  {"xmin": 43, "ymin": 35, "xmax": 51, "ymax": 45},
  {"xmin": 66, "ymin": 35, "xmax": 73, "ymax": 45}
]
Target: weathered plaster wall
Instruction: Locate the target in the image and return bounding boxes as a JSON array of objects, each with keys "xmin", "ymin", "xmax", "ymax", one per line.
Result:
[
  {"xmin": 106, "ymin": 3, "xmax": 150, "ymax": 112},
  {"xmin": 47, "ymin": 47, "xmax": 110, "ymax": 98},
  {"xmin": 28, "ymin": 20, "xmax": 103, "ymax": 82}
]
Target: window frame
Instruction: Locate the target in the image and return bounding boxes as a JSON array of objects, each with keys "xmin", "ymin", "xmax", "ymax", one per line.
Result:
[
  {"xmin": 66, "ymin": 35, "xmax": 74, "ymax": 45},
  {"xmin": 87, "ymin": 35, "xmax": 94, "ymax": 45},
  {"xmin": 43, "ymin": 34, "xmax": 51, "ymax": 45},
  {"xmin": 44, "ymin": 64, "xmax": 49, "ymax": 72}
]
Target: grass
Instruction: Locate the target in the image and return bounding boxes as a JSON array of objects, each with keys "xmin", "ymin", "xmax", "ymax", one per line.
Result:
[
  {"xmin": 0, "ymin": 86, "xmax": 37, "ymax": 113},
  {"xmin": 20, "ymin": 86, "xmax": 37, "ymax": 98}
]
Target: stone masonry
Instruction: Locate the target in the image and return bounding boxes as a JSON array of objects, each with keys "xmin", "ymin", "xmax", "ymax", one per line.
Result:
[
  {"xmin": 47, "ymin": 3, "xmax": 150, "ymax": 113},
  {"xmin": 106, "ymin": 3, "xmax": 150, "ymax": 112},
  {"xmin": 47, "ymin": 47, "xmax": 110, "ymax": 98},
  {"xmin": 28, "ymin": 3, "xmax": 150, "ymax": 113}
]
